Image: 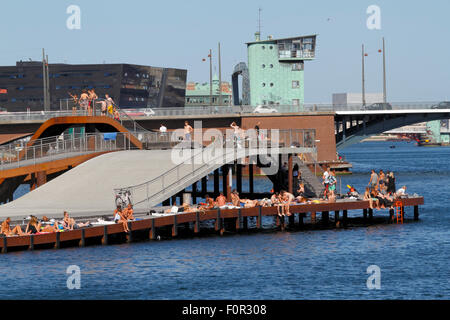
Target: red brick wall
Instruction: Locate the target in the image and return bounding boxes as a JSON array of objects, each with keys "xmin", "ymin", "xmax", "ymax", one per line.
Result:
[{"xmin": 241, "ymin": 114, "xmax": 337, "ymax": 162}]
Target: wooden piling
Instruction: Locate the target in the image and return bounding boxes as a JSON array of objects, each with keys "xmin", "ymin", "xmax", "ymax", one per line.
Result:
[
  {"xmin": 414, "ymin": 205, "xmax": 419, "ymax": 221},
  {"xmin": 363, "ymin": 208, "xmax": 368, "ymax": 220},
  {"xmin": 257, "ymin": 206, "xmax": 262, "ymax": 229},
  {"xmin": 150, "ymin": 219, "xmax": 156, "ymax": 240},
  {"xmin": 311, "ymin": 212, "xmax": 317, "ymax": 224},
  {"xmin": 127, "ymin": 222, "xmax": 133, "ymax": 242},
  {"xmin": 194, "ymin": 211, "xmax": 200, "ymax": 233},
  {"xmin": 368, "ymin": 208, "xmax": 373, "ymax": 220},
  {"xmin": 172, "ymin": 215, "xmax": 178, "ymax": 237},
  {"xmin": 236, "ymin": 208, "xmax": 242, "ymax": 230},
  {"xmin": 322, "ymin": 211, "xmax": 329, "ymax": 226},
  {"xmin": 55, "ymin": 232, "xmax": 60, "ymax": 249},
  {"xmin": 80, "ymin": 228, "xmax": 85, "ymax": 247},
  {"xmin": 2, "ymin": 236, "xmax": 7, "ymax": 254},
  {"xmin": 29, "ymin": 235, "xmax": 34, "ymax": 251},
  {"xmin": 102, "ymin": 226, "xmax": 108, "ymax": 245}
]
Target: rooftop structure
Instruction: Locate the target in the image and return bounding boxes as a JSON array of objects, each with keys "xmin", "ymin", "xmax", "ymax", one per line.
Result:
[
  {"xmin": 246, "ymin": 33, "xmax": 317, "ymax": 108},
  {"xmin": 0, "ymin": 62, "xmax": 187, "ymax": 111},
  {"xmin": 185, "ymin": 75, "xmax": 232, "ymax": 106}
]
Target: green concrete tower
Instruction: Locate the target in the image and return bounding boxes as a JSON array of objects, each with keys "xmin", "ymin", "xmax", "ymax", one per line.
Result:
[{"xmin": 247, "ymin": 33, "xmax": 316, "ymax": 109}]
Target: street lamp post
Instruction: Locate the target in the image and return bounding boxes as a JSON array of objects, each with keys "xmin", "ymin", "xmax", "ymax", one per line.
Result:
[
  {"xmin": 382, "ymin": 37, "xmax": 387, "ymax": 103},
  {"xmin": 209, "ymin": 49, "xmax": 213, "ymax": 107},
  {"xmin": 362, "ymin": 44, "xmax": 367, "ymax": 107}
]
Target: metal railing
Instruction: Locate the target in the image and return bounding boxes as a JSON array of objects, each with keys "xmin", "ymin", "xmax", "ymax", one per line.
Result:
[
  {"xmin": 1, "ymin": 101, "xmax": 448, "ymax": 122},
  {"xmin": 113, "ymin": 129, "xmax": 316, "ymax": 209},
  {"xmin": 0, "ymin": 132, "xmax": 135, "ymax": 171}
]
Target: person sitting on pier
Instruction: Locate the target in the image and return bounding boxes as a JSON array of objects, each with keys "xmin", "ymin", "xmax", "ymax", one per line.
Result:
[
  {"xmin": 270, "ymin": 192, "xmax": 281, "ymax": 215},
  {"xmin": 122, "ymin": 204, "xmax": 135, "ymax": 221},
  {"xmin": 203, "ymin": 194, "xmax": 216, "ymax": 209},
  {"xmin": 1, "ymin": 217, "xmax": 25, "ymax": 236},
  {"xmin": 62, "ymin": 211, "xmax": 74, "ymax": 230},
  {"xmin": 113, "ymin": 206, "xmax": 130, "ymax": 233},
  {"xmin": 364, "ymin": 187, "xmax": 379, "ymax": 210},
  {"xmin": 25, "ymin": 216, "xmax": 41, "ymax": 235},
  {"xmin": 230, "ymin": 190, "xmax": 241, "ymax": 207},
  {"xmin": 216, "ymin": 193, "xmax": 227, "ymax": 207},
  {"xmin": 281, "ymin": 190, "xmax": 295, "ymax": 216},
  {"xmin": 40, "ymin": 216, "xmax": 60, "ymax": 233},
  {"xmin": 295, "ymin": 183, "xmax": 308, "ymax": 203},
  {"xmin": 395, "ymin": 186, "xmax": 407, "ymax": 198}
]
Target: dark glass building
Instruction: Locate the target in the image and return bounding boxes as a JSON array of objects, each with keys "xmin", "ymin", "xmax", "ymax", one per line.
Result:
[{"xmin": 0, "ymin": 61, "xmax": 187, "ymax": 111}]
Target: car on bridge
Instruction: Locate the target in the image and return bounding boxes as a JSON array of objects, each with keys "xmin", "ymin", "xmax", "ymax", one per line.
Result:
[
  {"xmin": 361, "ymin": 102, "xmax": 393, "ymax": 110},
  {"xmin": 253, "ymin": 105, "xmax": 278, "ymax": 113},
  {"xmin": 431, "ymin": 101, "xmax": 450, "ymax": 109}
]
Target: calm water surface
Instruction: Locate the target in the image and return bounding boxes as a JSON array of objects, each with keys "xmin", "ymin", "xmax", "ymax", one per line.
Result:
[{"xmin": 1, "ymin": 141, "xmax": 449, "ymax": 299}]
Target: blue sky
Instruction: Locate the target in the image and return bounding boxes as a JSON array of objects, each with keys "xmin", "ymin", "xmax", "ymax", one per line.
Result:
[{"xmin": 0, "ymin": 0, "xmax": 448, "ymax": 102}]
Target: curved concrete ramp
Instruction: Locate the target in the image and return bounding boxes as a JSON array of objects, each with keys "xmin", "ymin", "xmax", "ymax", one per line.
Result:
[{"xmin": 0, "ymin": 150, "xmax": 176, "ymax": 220}]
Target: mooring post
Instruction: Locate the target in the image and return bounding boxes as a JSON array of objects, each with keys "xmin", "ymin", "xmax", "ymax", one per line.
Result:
[
  {"xmin": 29, "ymin": 235, "xmax": 34, "ymax": 251},
  {"xmin": 288, "ymin": 214, "xmax": 295, "ymax": 228},
  {"xmin": 102, "ymin": 226, "xmax": 108, "ymax": 245},
  {"xmin": 311, "ymin": 212, "xmax": 316, "ymax": 224},
  {"xmin": 80, "ymin": 228, "xmax": 86, "ymax": 247},
  {"xmin": 280, "ymin": 215, "xmax": 285, "ymax": 231},
  {"xmin": 149, "ymin": 219, "xmax": 156, "ymax": 240},
  {"xmin": 243, "ymin": 216, "xmax": 248, "ymax": 230},
  {"xmin": 257, "ymin": 206, "xmax": 262, "ymax": 229},
  {"xmin": 322, "ymin": 211, "xmax": 329, "ymax": 226},
  {"xmin": 194, "ymin": 211, "xmax": 200, "ymax": 233},
  {"xmin": 334, "ymin": 210, "xmax": 340, "ymax": 223},
  {"xmin": 1, "ymin": 236, "xmax": 7, "ymax": 254},
  {"xmin": 127, "ymin": 222, "xmax": 133, "ymax": 242},
  {"xmin": 389, "ymin": 208, "xmax": 395, "ymax": 223},
  {"xmin": 172, "ymin": 214, "xmax": 178, "ymax": 237},
  {"xmin": 236, "ymin": 208, "xmax": 242, "ymax": 230},
  {"xmin": 343, "ymin": 210, "xmax": 348, "ymax": 226},
  {"xmin": 414, "ymin": 205, "xmax": 419, "ymax": 221},
  {"xmin": 215, "ymin": 208, "xmax": 222, "ymax": 232},
  {"xmin": 55, "ymin": 232, "xmax": 60, "ymax": 249},
  {"xmin": 298, "ymin": 213, "xmax": 304, "ymax": 227}
]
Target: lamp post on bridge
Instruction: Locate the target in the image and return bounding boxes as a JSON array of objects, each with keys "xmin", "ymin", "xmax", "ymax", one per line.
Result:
[{"xmin": 362, "ymin": 44, "xmax": 368, "ymax": 107}]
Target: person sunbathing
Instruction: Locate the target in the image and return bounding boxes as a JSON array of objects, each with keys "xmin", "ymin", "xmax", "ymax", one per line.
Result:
[
  {"xmin": 230, "ymin": 190, "xmax": 240, "ymax": 207},
  {"xmin": 25, "ymin": 216, "xmax": 41, "ymax": 235},
  {"xmin": 1, "ymin": 217, "xmax": 25, "ymax": 236},
  {"xmin": 240, "ymin": 199, "xmax": 259, "ymax": 208},
  {"xmin": 40, "ymin": 217, "xmax": 60, "ymax": 233},
  {"xmin": 295, "ymin": 183, "xmax": 308, "ymax": 203},
  {"xmin": 216, "ymin": 193, "xmax": 227, "ymax": 207}
]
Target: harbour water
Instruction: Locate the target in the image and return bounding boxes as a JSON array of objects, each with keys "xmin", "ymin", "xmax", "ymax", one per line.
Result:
[{"xmin": 0, "ymin": 141, "xmax": 449, "ymax": 299}]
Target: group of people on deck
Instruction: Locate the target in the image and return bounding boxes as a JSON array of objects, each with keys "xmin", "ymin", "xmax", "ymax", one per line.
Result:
[
  {"xmin": 363, "ymin": 169, "xmax": 407, "ymax": 210},
  {"xmin": 0, "ymin": 211, "xmax": 90, "ymax": 237},
  {"xmin": 114, "ymin": 204, "xmax": 135, "ymax": 233},
  {"xmin": 68, "ymin": 90, "xmax": 119, "ymax": 120}
]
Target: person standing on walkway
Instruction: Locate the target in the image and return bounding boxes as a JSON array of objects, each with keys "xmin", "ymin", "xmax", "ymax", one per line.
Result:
[
  {"xmin": 79, "ymin": 90, "xmax": 89, "ymax": 114},
  {"xmin": 184, "ymin": 121, "xmax": 193, "ymax": 141},
  {"xmin": 105, "ymin": 94, "xmax": 115, "ymax": 117},
  {"xmin": 322, "ymin": 167, "xmax": 331, "ymax": 199},
  {"xmin": 368, "ymin": 169, "xmax": 378, "ymax": 190}
]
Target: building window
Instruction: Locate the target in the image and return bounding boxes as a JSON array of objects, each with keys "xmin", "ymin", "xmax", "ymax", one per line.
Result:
[
  {"xmin": 262, "ymin": 64, "xmax": 265, "ymax": 68},
  {"xmin": 262, "ymin": 83, "xmax": 266, "ymax": 87},
  {"xmin": 270, "ymin": 64, "xmax": 273, "ymax": 68},
  {"xmin": 270, "ymin": 83, "xmax": 274, "ymax": 87},
  {"xmin": 292, "ymin": 63, "xmax": 303, "ymax": 71},
  {"xmin": 292, "ymin": 81, "xmax": 300, "ymax": 88},
  {"xmin": 262, "ymin": 46, "xmax": 265, "ymax": 49},
  {"xmin": 292, "ymin": 99, "xmax": 300, "ymax": 106},
  {"xmin": 269, "ymin": 46, "xmax": 273, "ymax": 49}
]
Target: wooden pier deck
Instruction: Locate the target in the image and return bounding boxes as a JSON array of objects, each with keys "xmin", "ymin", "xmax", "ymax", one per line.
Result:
[{"xmin": 0, "ymin": 197, "xmax": 424, "ymax": 254}]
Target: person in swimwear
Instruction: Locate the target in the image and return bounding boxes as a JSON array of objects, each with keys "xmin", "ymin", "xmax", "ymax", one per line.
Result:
[
  {"xmin": 1, "ymin": 217, "xmax": 24, "ymax": 236},
  {"xmin": 216, "ymin": 193, "xmax": 227, "ymax": 207}
]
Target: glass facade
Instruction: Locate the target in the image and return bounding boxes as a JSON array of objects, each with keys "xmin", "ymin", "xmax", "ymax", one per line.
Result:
[{"xmin": 0, "ymin": 62, "xmax": 187, "ymax": 111}]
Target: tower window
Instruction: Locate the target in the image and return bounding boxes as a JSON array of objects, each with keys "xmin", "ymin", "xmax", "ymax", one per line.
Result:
[{"xmin": 292, "ymin": 81, "xmax": 300, "ymax": 88}]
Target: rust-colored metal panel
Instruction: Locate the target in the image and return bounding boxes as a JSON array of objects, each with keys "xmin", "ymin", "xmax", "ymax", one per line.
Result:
[
  {"xmin": 177, "ymin": 212, "xmax": 195, "ymax": 224},
  {"xmin": 4, "ymin": 235, "xmax": 30, "ymax": 248},
  {"xmin": 220, "ymin": 208, "xmax": 238, "ymax": 219},
  {"xmin": 241, "ymin": 207, "xmax": 259, "ymax": 217},
  {"xmin": 154, "ymin": 216, "xmax": 173, "ymax": 227},
  {"xmin": 84, "ymin": 226, "xmax": 104, "ymax": 238},
  {"xmin": 60, "ymin": 230, "xmax": 82, "ymax": 242},
  {"xmin": 108, "ymin": 223, "xmax": 125, "ymax": 234},
  {"xmin": 33, "ymin": 232, "xmax": 57, "ymax": 245},
  {"xmin": 130, "ymin": 219, "xmax": 152, "ymax": 231},
  {"xmin": 199, "ymin": 211, "xmax": 217, "ymax": 222}
]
